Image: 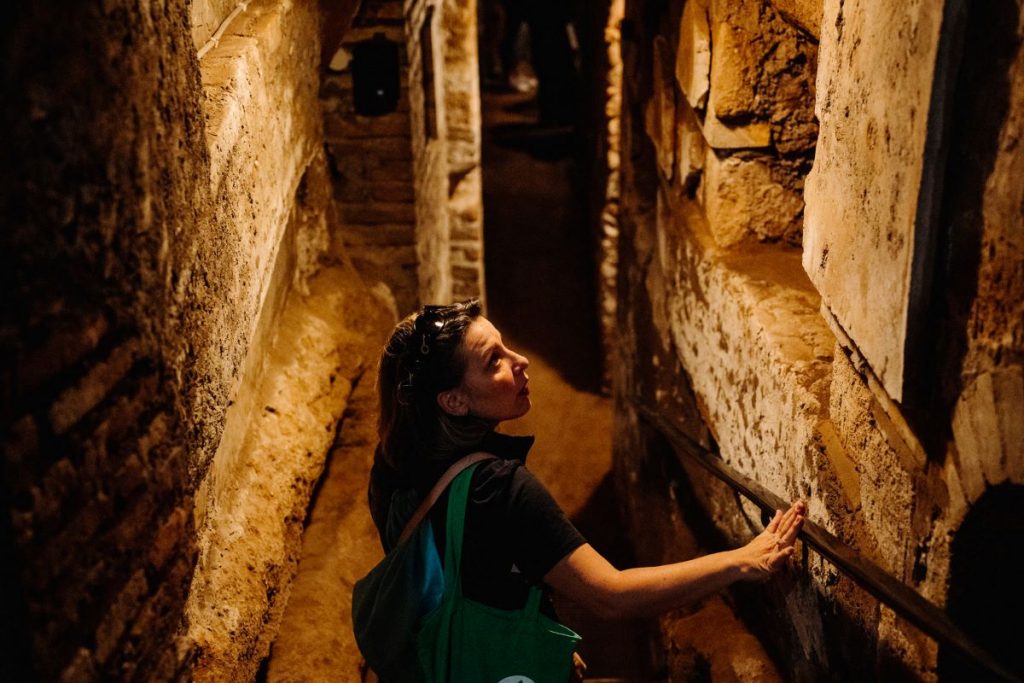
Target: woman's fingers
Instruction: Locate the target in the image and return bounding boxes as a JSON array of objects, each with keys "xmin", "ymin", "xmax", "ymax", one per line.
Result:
[
  {"xmin": 766, "ymin": 509, "xmax": 783, "ymax": 533},
  {"xmin": 781, "ymin": 513, "xmax": 804, "ymax": 546},
  {"xmin": 775, "ymin": 501, "xmax": 806, "ymax": 540}
]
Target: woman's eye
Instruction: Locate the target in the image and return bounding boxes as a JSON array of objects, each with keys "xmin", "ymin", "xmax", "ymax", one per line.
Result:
[{"xmin": 489, "ymin": 354, "xmax": 500, "ymax": 367}]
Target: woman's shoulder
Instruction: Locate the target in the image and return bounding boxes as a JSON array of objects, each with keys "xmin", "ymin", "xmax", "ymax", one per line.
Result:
[{"xmin": 469, "ymin": 456, "xmax": 556, "ymax": 510}]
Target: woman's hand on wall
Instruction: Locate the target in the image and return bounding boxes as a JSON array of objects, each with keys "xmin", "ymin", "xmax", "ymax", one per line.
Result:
[{"xmin": 734, "ymin": 502, "xmax": 806, "ymax": 582}]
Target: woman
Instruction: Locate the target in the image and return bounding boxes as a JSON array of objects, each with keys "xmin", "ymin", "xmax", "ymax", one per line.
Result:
[{"xmin": 368, "ymin": 299, "xmax": 805, "ymax": 675}]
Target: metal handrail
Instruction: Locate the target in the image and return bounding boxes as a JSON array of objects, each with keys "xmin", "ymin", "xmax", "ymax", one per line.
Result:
[{"xmin": 632, "ymin": 400, "xmax": 1022, "ymax": 683}]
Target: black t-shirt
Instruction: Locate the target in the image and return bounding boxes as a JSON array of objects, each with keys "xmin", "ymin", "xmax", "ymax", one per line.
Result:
[{"xmin": 369, "ymin": 432, "xmax": 586, "ymax": 611}]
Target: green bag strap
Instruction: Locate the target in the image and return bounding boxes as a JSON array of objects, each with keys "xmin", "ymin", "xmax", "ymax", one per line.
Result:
[
  {"xmin": 442, "ymin": 462, "xmax": 547, "ymax": 615},
  {"xmin": 525, "ymin": 584, "xmax": 543, "ymax": 615},
  {"xmin": 442, "ymin": 462, "xmax": 481, "ymax": 597}
]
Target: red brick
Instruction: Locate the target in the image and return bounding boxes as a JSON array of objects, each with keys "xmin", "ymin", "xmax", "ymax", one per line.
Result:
[
  {"xmin": 49, "ymin": 339, "xmax": 139, "ymax": 435},
  {"xmin": 367, "ymin": 157, "xmax": 414, "ymax": 182},
  {"xmin": 94, "ymin": 570, "xmax": 148, "ymax": 664},
  {"xmin": 339, "ymin": 223, "xmax": 416, "ymax": 246},
  {"xmin": 371, "ymin": 180, "xmax": 415, "ymax": 202},
  {"xmin": 58, "ymin": 647, "xmax": 97, "ymax": 683},
  {"xmin": 147, "ymin": 505, "xmax": 189, "ymax": 571},
  {"xmin": 330, "ymin": 138, "xmax": 412, "ymax": 161},
  {"xmin": 339, "ymin": 201, "xmax": 416, "ymax": 224},
  {"xmin": 3, "ymin": 413, "xmax": 38, "ymax": 464},
  {"xmin": 107, "ymin": 492, "xmax": 158, "ymax": 554},
  {"xmin": 324, "ymin": 111, "xmax": 411, "ymax": 140},
  {"xmin": 17, "ymin": 310, "xmax": 108, "ymax": 397}
]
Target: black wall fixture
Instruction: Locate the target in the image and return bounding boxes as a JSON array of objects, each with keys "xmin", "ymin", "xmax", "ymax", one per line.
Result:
[{"xmin": 352, "ymin": 33, "xmax": 400, "ymax": 116}]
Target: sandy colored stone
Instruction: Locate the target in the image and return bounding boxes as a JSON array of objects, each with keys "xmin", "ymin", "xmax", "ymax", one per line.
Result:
[
  {"xmin": 185, "ymin": 264, "xmax": 395, "ymax": 682},
  {"xmin": 675, "ymin": 0, "xmax": 711, "ymax": 110},
  {"xmin": 663, "ymin": 598, "xmax": 783, "ymax": 681},
  {"xmin": 701, "ymin": 97, "xmax": 772, "ymax": 150},
  {"xmin": 700, "ymin": 151, "xmax": 804, "ymax": 247},
  {"xmin": 676, "ymin": 92, "xmax": 707, "ymax": 191},
  {"xmin": 266, "ymin": 333, "xmax": 391, "ymax": 682},
  {"xmin": 191, "ymin": 0, "xmax": 243, "ymax": 49},
  {"xmin": 707, "ymin": 1, "xmax": 760, "ymax": 120},
  {"xmin": 802, "ymin": 0, "xmax": 946, "ymax": 401},
  {"xmin": 704, "ymin": 0, "xmax": 818, "ymax": 154},
  {"xmin": 769, "ymin": 0, "xmax": 824, "ymax": 38}
]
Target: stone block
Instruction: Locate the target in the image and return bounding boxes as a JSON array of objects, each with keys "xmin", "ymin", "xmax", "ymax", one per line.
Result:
[
  {"xmin": 452, "ymin": 279, "xmax": 481, "ymax": 298},
  {"xmin": 707, "ymin": 1, "xmax": 760, "ymax": 120},
  {"xmin": 676, "ymin": 99, "xmax": 707, "ymax": 187},
  {"xmin": 675, "ymin": 0, "xmax": 711, "ymax": 110},
  {"xmin": 451, "ymin": 243, "xmax": 481, "ymax": 264},
  {"xmin": 339, "ymin": 223, "xmax": 416, "ymax": 246},
  {"xmin": 701, "ymin": 151, "xmax": 804, "ymax": 247},
  {"xmin": 802, "ymin": 0, "xmax": 946, "ymax": 401},
  {"xmin": 702, "ymin": 96, "xmax": 772, "ymax": 149},
  {"xmin": 768, "ymin": 0, "xmax": 824, "ymax": 38},
  {"xmin": 451, "ymin": 221, "xmax": 481, "ymax": 241}
]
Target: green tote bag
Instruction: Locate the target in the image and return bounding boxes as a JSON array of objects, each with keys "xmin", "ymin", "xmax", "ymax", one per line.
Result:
[{"xmin": 417, "ymin": 463, "xmax": 581, "ymax": 682}]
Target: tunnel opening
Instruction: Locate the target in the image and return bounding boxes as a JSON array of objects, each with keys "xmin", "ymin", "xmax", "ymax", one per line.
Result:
[
  {"xmin": 940, "ymin": 483, "xmax": 1024, "ymax": 680},
  {"xmin": 478, "ymin": 1, "xmax": 607, "ymax": 395}
]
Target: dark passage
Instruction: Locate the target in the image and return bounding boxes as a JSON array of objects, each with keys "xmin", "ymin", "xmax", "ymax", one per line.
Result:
[
  {"xmin": 481, "ymin": 86, "xmax": 659, "ymax": 680},
  {"xmin": 481, "ymin": 89, "xmax": 604, "ymax": 394}
]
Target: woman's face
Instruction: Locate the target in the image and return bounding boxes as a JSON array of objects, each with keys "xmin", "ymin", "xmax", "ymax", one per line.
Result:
[{"xmin": 438, "ymin": 316, "xmax": 531, "ymax": 423}]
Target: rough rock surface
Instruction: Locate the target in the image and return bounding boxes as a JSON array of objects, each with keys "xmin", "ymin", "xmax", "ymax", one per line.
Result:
[
  {"xmin": 185, "ymin": 264, "xmax": 395, "ymax": 681},
  {"xmin": 266, "ymin": 330, "xmax": 391, "ymax": 682},
  {"xmin": 802, "ymin": 0, "xmax": 945, "ymax": 401}
]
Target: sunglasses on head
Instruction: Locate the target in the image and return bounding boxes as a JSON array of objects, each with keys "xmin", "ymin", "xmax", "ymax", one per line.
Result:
[{"xmin": 413, "ymin": 305, "xmax": 448, "ymax": 356}]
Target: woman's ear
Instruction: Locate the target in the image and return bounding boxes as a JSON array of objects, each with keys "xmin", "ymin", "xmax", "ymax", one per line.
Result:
[{"xmin": 437, "ymin": 388, "xmax": 469, "ymax": 416}]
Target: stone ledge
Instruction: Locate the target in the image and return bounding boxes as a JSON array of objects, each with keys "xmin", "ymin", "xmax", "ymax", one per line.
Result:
[
  {"xmin": 656, "ymin": 186, "xmax": 836, "ymax": 533},
  {"xmin": 184, "ymin": 264, "xmax": 394, "ymax": 682}
]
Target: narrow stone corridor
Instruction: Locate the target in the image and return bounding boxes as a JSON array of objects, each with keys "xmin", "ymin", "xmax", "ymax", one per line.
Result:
[{"xmin": 3, "ymin": 0, "xmax": 1022, "ymax": 680}]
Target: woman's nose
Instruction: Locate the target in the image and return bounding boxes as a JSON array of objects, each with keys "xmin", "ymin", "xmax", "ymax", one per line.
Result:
[{"xmin": 514, "ymin": 352, "xmax": 529, "ymax": 372}]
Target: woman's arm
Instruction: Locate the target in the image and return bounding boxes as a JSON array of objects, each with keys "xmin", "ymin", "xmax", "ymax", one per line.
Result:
[{"xmin": 543, "ymin": 502, "xmax": 805, "ymax": 619}]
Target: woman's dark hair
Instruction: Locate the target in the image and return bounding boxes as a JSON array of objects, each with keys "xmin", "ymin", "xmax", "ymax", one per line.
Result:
[{"xmin": 376, "ymin": 299, "xmax": 489, "ymax": 478}]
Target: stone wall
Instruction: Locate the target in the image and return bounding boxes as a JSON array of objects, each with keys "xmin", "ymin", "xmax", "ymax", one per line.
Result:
[
  {"xmin": 323, "ymin": 0, "xmax": 423, "ymax": 316},
  {"xmin": 613, "ymin": 0, "xmax": 1023, "ymax": 679},
  {"xmin": 442, "ymin": 0, "xmax": 487, "ymax": 304},
  {"xmin": 0, "ymin": 0, "xmax": 391, "ymax": 679},
  {"xmin": 322, "ymin": 0, "xmax": 485, "ymax": 315},
  {"xmin": 1, "ymin": 2, "xmax": 209, "ymax": 678}
]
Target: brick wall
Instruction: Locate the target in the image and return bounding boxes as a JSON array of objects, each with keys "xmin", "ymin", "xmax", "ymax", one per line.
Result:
[
  {"xmin": 0, "ymin": 0, "xmax": 363, "ymax": 679},
  {"xmin": 322, "ymin": 0, "xmax": 485, "ymax": 314},
  {"xmin": 441, "ymin": 0, "xmax": 487, "ymax": 304},
  {"xmin": 323, "ymin": 1, "xmax": 423, "ymax": 315},
  {"xmin": 1, "ymin": 2, "xmax": 208, "ymax": 678}
]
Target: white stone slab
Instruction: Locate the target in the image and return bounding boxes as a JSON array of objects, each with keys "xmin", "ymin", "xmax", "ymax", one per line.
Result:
[
  {"xmin": 802, "ymin": 0, "xmax": 946, "ymax": 401},
  {"xmin": 676, "ymin": 0, "xmax": 711, "ymax": 110}
]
